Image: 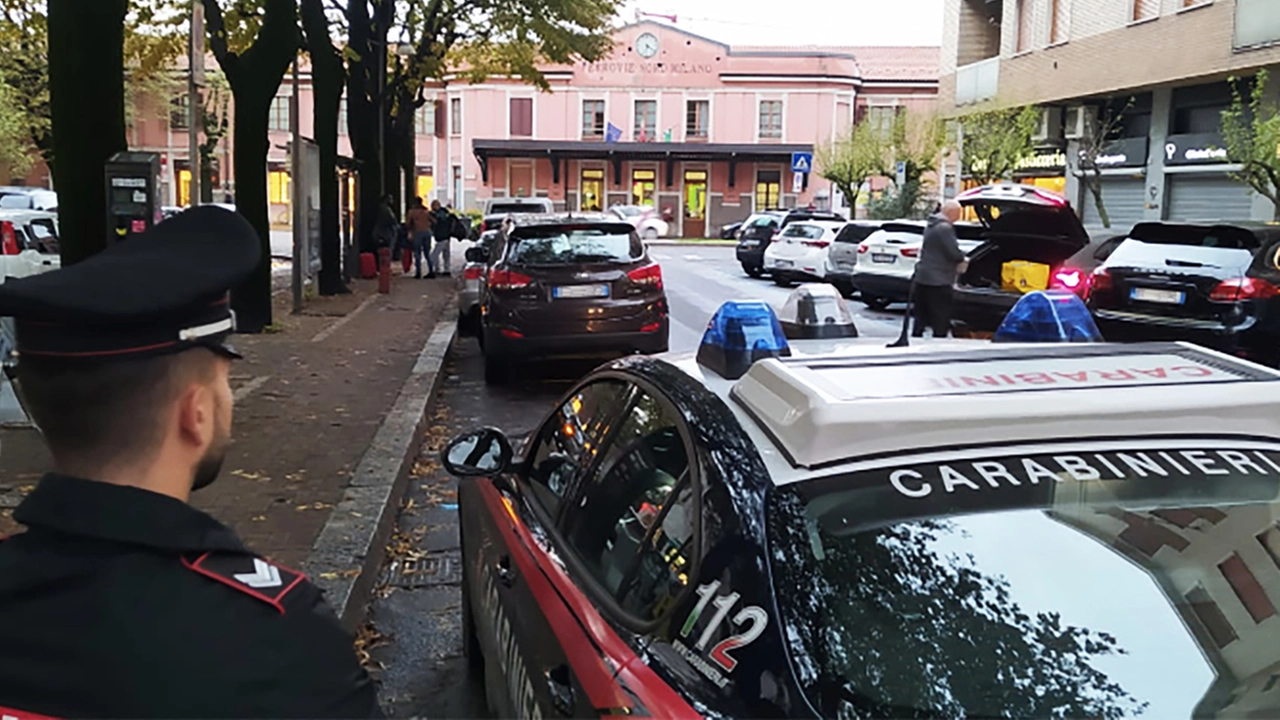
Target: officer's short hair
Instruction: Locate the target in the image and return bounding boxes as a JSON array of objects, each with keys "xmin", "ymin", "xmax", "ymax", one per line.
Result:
[{"xmin": 17, "ymin": 349, "xmax": 221, "ymax": 470}]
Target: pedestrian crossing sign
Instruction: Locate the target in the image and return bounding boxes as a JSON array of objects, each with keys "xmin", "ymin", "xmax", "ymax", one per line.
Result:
[{"xmin": 790, "ymin": 152, "xmax": 813, "ymax": 174}]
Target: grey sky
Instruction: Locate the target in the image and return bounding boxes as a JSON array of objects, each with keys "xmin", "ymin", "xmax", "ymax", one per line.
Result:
[{"xmin": 621, "ymin": 0, "xmax": 944, "ymax": 47}]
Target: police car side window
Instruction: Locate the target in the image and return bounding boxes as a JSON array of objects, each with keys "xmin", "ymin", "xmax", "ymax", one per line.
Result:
[
  {"xmin": 524, "ymin": 380, "xmax": 631, "ymax": 517},
  {"xmin": 561, "ymin": 390, "xmax": 696, "ymax": 621}
]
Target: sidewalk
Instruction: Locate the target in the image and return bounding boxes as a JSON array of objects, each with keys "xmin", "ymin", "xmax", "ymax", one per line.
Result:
[{"xmin": 0, "ymin": 269, "xmax": 456, "ymax": 579}]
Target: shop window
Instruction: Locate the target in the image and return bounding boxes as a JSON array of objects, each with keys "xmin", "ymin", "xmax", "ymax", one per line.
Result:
[
  {"xmin": 634, "ymin": 100, "xmax": 657, "ymax": 141},
  {"xmin": 416, "ymin": 171, "xmax": 434, "ymax": 202},
  {"xmin": 583, "ymin": 100, "xmax": 605, "ymax": 138},
  {"xmin": 268, "ymin": 96, "xmax": 289, "ymax": 132},
  {"xmin": 170, "ymin": 95, "xmax": 190, "ymax": 130},
  {"xmin": 267, "ymin": 169, "xmax": 290, "ymax": 204},
  {"xmin": 684, "ymin": 170, "xmax": 707, "ymax": 221},
  {"xmin": 560, "ymin": 389, "xmax": 695, "ymax": 621},
  {"xmin": 1132, "ymin": 0, "xmax": 1158, "ymax": 21},
  {"xmin": 177, "ymin": 168, "xmax": 192, "ymax": 207},
  {"xmin": 510, "ymin": 97, "xmax": 533, "ymax": 137},
  {"xmin": 758, "ymin": 100, "xmax": 782, "ymax": 139},
  {"xmin": 756, "ymin": 169, "xmax": 781, "ymax": 209},
  {"xmin": 415, "ymin": 101, "xmax": 435, "ymax": 136},
  {"xmin": 632, "ymin": 169, "xmax": 656, "ymax": 207},
  {"xmin": 581, "ymin": 168, "xmax": 605, "ymax": 212},
  {"xmin": 685, "ymin": 100, "xmax": 709, "ymax": 140},
  {"xmin": 450, "ymin": 98, "xmax": 462, "ymax": 137}
]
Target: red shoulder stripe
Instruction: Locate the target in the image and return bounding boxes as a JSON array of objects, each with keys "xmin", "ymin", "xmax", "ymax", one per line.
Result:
[
  {"xmin": 181, "ymin": 552, "xmax": 307, "ymax": 614},
  {"xmin": 0, "ymin": 705, "xmax": 63, "ymax": 720}
]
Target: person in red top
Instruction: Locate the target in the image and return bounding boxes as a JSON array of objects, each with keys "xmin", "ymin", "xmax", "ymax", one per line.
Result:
[{"xmin": 405, "ymin": 196, "xmax": 435, "ymax": 278}]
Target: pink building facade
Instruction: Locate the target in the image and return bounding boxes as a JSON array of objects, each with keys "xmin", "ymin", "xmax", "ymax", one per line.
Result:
[{"xmin": 93, "ymin": 22, "xmax": 938, "ymax": 236}]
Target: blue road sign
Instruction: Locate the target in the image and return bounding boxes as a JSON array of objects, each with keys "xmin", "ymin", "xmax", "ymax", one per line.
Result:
[{"xmin": 791, "ymin": 152, "xmax": 813, "ymax": 174}]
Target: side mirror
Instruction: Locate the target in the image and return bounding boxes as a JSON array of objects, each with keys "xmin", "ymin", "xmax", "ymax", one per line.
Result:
[
  {"xmin": 441, "ymin": 427, "xmax": 513, "ymax": 477},
  {"xmin": 465, "ymin": 246, "xmax": 487, "ymax": 263}
]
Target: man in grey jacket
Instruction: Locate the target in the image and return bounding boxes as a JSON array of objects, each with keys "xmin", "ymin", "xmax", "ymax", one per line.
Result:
[{"xmin": 912, "ymin": 200, "xmax": 967, "ymax": 338}]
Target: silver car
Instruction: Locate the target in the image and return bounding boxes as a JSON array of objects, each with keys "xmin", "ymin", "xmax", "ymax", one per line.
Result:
[{"xmin": 458, "ymin": 229, "xmax": 499, "ymax": 336}]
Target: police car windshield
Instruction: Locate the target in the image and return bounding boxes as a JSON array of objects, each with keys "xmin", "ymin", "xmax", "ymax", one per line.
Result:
[
  {"xmin": 507, "ymin": 225, "xmax": 642, "ymax": 266},
  {"xmin": 767, "ymin": 443, "xmax": 1280, "ymax": 719}
]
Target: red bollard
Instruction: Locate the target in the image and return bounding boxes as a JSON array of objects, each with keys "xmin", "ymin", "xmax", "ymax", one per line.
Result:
[
  {"xmin": 359, "ymin": 252, "xmax": 377, "ymax": 279},
  {"xmin": 378, "ymin": 247, "xmax": 392, "ymax": 294}
]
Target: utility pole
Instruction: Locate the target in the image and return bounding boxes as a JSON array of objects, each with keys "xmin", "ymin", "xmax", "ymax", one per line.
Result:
[
  {"xmin": 377, "ymin": 28, "xmax": 386, "ymax": 203},
  {"xmin": 290, "ymin": 58, "xmax": 303, "ymax": 314},
  {"xmin": 188, "ymin": 0, "xmax": 204, "ymax": 206}
]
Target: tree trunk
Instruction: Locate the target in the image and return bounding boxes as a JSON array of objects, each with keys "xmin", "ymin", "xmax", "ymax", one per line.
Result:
[
  {"xmin": 301, "ymin": 0, "xmax": 349, "ymax": 296},
  {"xmin": 346, "ymin": 0, "xmax": 387, "ymax": 255},
  {"xmin": 206, "ymin": 0, "xmax": 298, "ymax": 332},
  {"xmin": 1086, "ymin": 171, "xmax": 1111, "ymax": 228},
  {"xmin": 47, "ymin": 0, "xmax": 127, "ymax": 265}
]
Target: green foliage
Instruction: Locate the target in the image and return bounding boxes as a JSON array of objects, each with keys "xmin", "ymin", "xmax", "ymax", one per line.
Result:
[
  {"xmin": 960, "ymin": 104, "xmax": 1042, "ymax": 185},
  {"xmin": 867, "ymin": 179, "xmax": 929, "ymax": 220},
  {"xmin": 817, "ymin": 121, "xmax": 884, "ymax": 210},
  {"xmin": 1223, "ymin": 69, "xmax": 1280, "ymax": 220},
  {"xmin": 0, "ymin": 69, "xmax": 34, "ymax": 179},
  {"xmin": 884, "ymin": 109, "xmax": 947, "ymax": 190}
]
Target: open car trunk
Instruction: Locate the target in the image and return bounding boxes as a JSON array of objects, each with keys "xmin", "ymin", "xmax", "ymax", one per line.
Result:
[{"xmin": 958, "ymin": 205, "xmax": 1090, "ymax": 291}]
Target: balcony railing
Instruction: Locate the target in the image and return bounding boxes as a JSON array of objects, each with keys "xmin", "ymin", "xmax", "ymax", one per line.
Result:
[{"xmin": 955, "ymin": 57, "xmax": 1000, "ymax": 106}]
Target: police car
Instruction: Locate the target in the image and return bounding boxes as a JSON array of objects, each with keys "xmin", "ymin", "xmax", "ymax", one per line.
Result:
[{"xmin": 441, "ymin": 284, "xmax": 1280, "ymax": 719}]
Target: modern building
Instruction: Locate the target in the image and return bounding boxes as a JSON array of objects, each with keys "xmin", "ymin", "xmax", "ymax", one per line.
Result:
[{"xmin": 940, "ymin": 0, "xmax": 1280, "ymax": 233}]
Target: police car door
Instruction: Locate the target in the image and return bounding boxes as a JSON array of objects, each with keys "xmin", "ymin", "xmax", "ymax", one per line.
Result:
[{"xmin": 469, "ymin": 379, "xmax": 633, "ymax": 718}]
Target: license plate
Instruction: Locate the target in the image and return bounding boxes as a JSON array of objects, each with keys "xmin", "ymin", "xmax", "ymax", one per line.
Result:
[
  {"xmin": 554, "ymin": 284, "xmax": 610, "ymax": 299},
  {"xmin": 837, "ymin": 262, "xmax": 855, "ymax": 272},
  {"xmin": 871, "ymin": 253, "xmax": 896, "ymax": 264},
  {"xmin": 774, "ymin": 260, "xmax": 794, "ymax": 268},
  {"xmin": 742, "ymin": 240, "xmax": 759, "ymax": 247},
  {"xmin": 1130, "ymin": 287, "xmax": 1185, "ymax": 304}
]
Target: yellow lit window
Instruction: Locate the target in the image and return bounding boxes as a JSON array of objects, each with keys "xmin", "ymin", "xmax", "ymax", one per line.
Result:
[
  {"xmin": 267, "ymin": 170, "xmax": 290, "ymax": 204},
  {"xmin": 177, "ymin": 169, "xmax": 191, "ymax": 207}
]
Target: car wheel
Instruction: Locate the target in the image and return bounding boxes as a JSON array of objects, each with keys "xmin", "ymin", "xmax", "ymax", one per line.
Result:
[
  {"xmin": 773, "ymin": 274, "xmax": 793, "ymax": 287},
  {"xmin": 836, "ymin": 282, "xmax": 856, "ymax": 299},
  {"xmin": 643, "ymin": 227, "xmax": 659, "ymax": 240},
  {"xmin": 743, "ymin": 264, "xmax": 762, "ymax": 278},
  {"xmin": 863, "ymin": 296, "xmax": 891, "ymax": 311}
]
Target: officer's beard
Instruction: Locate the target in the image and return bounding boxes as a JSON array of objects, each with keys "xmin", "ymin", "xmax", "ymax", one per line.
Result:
[{"xmin": 191, "ymin": 418, "xmax": 230, "ymax": 492}]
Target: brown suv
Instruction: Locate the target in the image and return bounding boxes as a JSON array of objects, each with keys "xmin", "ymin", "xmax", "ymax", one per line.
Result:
[{"xmin": 476, "ymin": 214, "xmax": 669, "ymax": 384}]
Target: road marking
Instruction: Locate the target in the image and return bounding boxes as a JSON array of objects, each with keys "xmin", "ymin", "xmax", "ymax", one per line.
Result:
[
  {"xmin": 234, "ymin": 558, "xmax": 283, "ymax": 588},
  {"xmin": 311, "ymin": 293, "xmax": 380, "ymax": 343},
  {"xmin": 232, "ymin": 376, "xmax": 271, "ymax": 403},
  {"xmin": 683, "ymin": 254, "xmax": 703, "ymax": 261}
]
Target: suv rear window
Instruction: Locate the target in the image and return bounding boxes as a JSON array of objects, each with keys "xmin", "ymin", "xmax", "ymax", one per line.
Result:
[
  {"xmin": 488, "ymin": 202, "xmax": 550, "ymax": 215},
  {"xmin": 507, "ymin": 225, "xmax": 642, "ymax": 266},
  {"xmin": 769, "ymin": 443, "xmax": 1280, "ymax": 719},
  {"xmin": 835, "ymin": 225, "xmax": 881, "ymax": 244},
  {"xmin": 782, "ymin": 224, "xmax": 826, "ymax": 240}
]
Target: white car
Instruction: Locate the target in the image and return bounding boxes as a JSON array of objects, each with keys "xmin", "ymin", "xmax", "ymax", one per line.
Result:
[
  {"xmin": 851, "ymin": 220, "xmax": 984, "ymax": 310},
  {"xmin": 608, "ymin": 204, "xmax": 669, "ymax": 240},
  {"xmin": 762, "ymin": 220, "xmax": 848, "ymax": 287},
  {"xmin": 0, "ymin": 209, "xmax": 59, "ymax": 283}
]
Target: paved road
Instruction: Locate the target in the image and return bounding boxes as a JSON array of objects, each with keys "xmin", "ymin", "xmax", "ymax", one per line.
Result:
[{"xmin": 368, "ymin": 246, "xmax": 908, "ymax": 716}]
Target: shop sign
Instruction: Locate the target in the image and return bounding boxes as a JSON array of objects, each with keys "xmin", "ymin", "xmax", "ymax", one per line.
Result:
[
  {"xmin": 579, "ymin": 60, "xmax": 714, "ymax": 75},
  {"xmin": 1087, "ymin": 136, "xmax": 1149, "ymax": 168},
  {"xmin": 1163, "ymin": 132, "xmax": 1231, "ymax": 166},
  {"xmin": 968, "ymin": 150, "xmax": 1066, "ymax": 176}
]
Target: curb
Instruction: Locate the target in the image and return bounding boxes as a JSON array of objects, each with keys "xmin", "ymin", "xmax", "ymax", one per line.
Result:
[
  {"xmin": 303, "ymin": 300, "xmax": 458, "ymax": 633},
  {"xmin": 645, "ymin": 240, "xmax": 737, "ymax": 247}
]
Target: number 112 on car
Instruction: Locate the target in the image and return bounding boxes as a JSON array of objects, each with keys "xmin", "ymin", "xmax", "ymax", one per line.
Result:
[{"xmin": 677, "ymin": 580, "xmax": 768, "ymax": 673}]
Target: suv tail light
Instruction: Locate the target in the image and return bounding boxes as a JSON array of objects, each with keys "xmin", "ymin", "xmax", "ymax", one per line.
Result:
[
  {"xmin": 463, "ymin": 266, "xmax": 483, "ymax": 281},
  {"xmin": 1210, "ymin": 277, "xmax": 1280, "ymax": 302},
  {"xmin": 1085, "ymin": 267, "xmax": 1111, "ymax": 299},
  {"xmin": 1053, "ymin": 268, "xmax": 1084, "ymax": 291},
  {"xmin": 488, "ymin": 268, "xmax": 532, "ymax": 290},
  {"xmin": 627, "ymin": 263, "xmax": 663, "ymax": 289},
  {"xmin": 900, "ymin": 247, "xmax": 919, "ymax": 258},
  {"xmin": 0, "ymin": 222, "xmax": 17, "ymax": 255},
  {"xmin": 857, "ymin": 244, "xmax": 869, "ymax": 254},
  {"xmin": 801, "ymin": 239, "xmax": 830, "ymax": 248}
]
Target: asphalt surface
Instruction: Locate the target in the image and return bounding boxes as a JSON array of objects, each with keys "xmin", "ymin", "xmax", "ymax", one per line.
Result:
[{"xmin": 367, "ymin": 246, "xmax": 906, "ymax": 717}]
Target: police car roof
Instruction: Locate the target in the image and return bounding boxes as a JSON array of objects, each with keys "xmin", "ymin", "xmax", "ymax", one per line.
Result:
[{"xmin": 663, "ymin": 339, "xmax": 1280, "ymax": 480}]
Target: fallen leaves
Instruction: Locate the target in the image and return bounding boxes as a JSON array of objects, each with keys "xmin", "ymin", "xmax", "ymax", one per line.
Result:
[
  {"xmin": 294, "ymin": 502, "xmax": 335, "ymax": 512},
  {"xmin": 230, "ymin": 469, "xmax": 268, "ymax": 482},
  {"xmin": 318, "ymin": 568, "xmax": 362, "ymax": 580},
  {"xmin": 353, "ymin": 622, "xmax": 390, "ymax": 670}
]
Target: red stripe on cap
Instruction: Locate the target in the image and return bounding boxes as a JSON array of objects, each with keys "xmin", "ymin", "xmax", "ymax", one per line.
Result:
[
  {"xmin": 18, "ymin": 340, "xmax": 183, "ymax": 358},
  {"xmin": 477, "ymin": 481, "xmax": 701, "ymax": 717}
]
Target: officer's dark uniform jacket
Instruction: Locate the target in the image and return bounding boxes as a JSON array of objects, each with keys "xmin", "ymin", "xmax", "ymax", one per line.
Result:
[{"xmin": 0, "ymin": 475, "xmax": 383, "ymax": 718}]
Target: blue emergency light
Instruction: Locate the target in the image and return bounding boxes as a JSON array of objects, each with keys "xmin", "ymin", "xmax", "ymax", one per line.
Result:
[
  {"xmin": 697, "ymin": 301, "xmax": 792, "ymax": 379},
  {"xmin": 993, "ymin": 290, "xmax": 1104, "ymax": 343}
]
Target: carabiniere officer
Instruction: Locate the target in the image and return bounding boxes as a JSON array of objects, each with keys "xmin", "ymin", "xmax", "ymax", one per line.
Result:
[{"xmin": 0, "ymin": 207, "xmax": 383, "ymax": 718}]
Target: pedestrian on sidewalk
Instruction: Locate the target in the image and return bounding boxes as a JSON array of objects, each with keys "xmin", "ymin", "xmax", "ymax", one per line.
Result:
[
  {"xmin": 405, "ymin": 196, "xmax": 434, "ymax": 279},
  {"xmin": 373, "ymin": 194, "xmax": 398, "ymax": 269},
  {"xmin": 428, "ymin": 199, "xmax": 453, "ymax": 278},
  {"xmin": 0, "ymin": 207, "xmax": 384, "ymax": 719},
  {"xmin": 912, "ymin": 199, "xmax": 968, "ymax": 339}
]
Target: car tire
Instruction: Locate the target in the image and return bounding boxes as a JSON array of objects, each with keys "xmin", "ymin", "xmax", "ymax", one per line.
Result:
[
  {"xmin": 743, "ymin": 264, "xmax": 762, "ymax": 278},
  {"xmin": 643, "ymin": 227, "xmax": 659, "ymax": 241},
  {"xmin": 773, "ymin": 274, "xmax": 793, "ymax": 287},
  {"xmin": 863, "ymin": 296, "xmax": 891, "ymax": 311}
]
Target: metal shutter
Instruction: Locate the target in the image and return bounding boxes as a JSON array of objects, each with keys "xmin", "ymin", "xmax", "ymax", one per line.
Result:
[
  {"xmin": 1081, "ymin": 177, "xmax": 1147, "ymax": 235},
  {"xmin": 1166, "ymin": 175, "xmax": 1256, "ymax": 223}
]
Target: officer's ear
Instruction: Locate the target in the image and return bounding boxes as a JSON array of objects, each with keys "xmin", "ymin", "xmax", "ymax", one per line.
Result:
[{"xmin": 173, "ymin": 351, "xmax": 224, "ymax": 449}]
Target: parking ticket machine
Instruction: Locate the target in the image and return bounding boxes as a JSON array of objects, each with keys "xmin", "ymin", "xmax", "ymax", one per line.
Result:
[{"xmin": 104, "ymin": 151, "xmax": 161, "ymax": 244}]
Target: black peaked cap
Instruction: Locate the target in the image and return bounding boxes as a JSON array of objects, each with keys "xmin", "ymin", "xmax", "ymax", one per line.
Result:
[{"xmin": 0, "ymin": 205, "xmax": 260, "ymax": 361}]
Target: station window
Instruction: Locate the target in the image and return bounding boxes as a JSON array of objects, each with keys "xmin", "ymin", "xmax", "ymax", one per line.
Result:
[
  {"xmin": 415, "ymin": 101, "xmax": 435, "ymax": 136},
  {"xmin": 756, "ymin": 169, "xmax": 781, "ymax": 209},
  {"xmin": 267, "ymin": 169, "xmax": 290, "ymax": 204},
  {"xmin": 268, "ymin": 96, "xmax": 289, "ymax": 132},
  {"xmin": 450, "ymin": 98, "xmax": 462, "ymax": 136},
  {"xmin": 758, "ymin": 100, "xmax": 783, "ymax": 139},
  {"xmin": 581, "ymin": 168, "xmax": 605, "ymax": 212},
  {"xmin": 632, "ymin": 168, "xmax": 656, "ymax": 207},
  {"xmin": 509, "ymin": 97, "xmax": 533, "ymax": 137},
  {"xmin": 583, "ymin": 100, "xmax": 606, "ymax": 138},
  {"xmin": 686, "ymin": 100, "xmax": 709, "ymax": 139},
  {"xmin": 416, "ymin": 170, "xmax": 434, "ymax": 202},
  {"xmin": 634, "ymin": 100, "xmax": 657, "ymax": 141}
]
